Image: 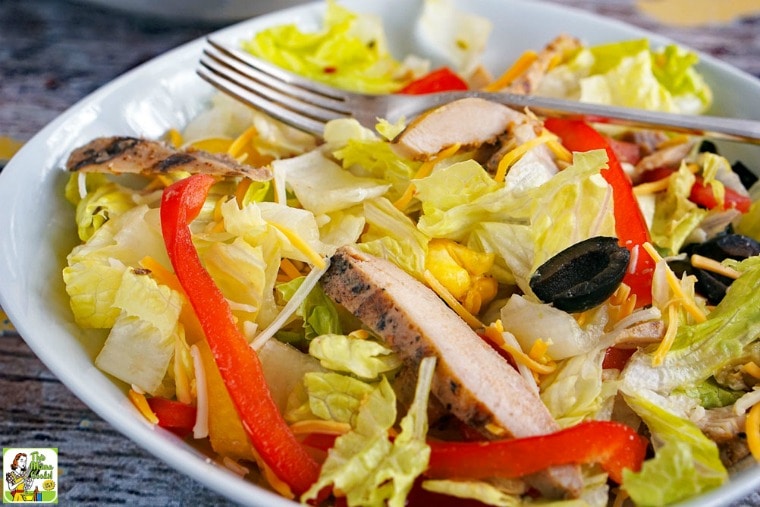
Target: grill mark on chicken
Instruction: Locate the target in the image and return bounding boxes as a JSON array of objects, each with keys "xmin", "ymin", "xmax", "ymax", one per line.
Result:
[
  {"xmin": 322, "ymin": 246, "xmax": 583, "ymax": 498},
  {"xmin": 66, "ymin": 136, "xmax": 271, "ymax": 180}
]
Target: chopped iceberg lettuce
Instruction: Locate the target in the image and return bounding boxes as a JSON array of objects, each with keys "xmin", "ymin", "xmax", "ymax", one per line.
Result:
[
  {"xmin": 243, "ymin": 0, "xmax": 413, "ymax": 94},
  {"xmin": 538, "ymin": 39, "xmax": 712, "ymax": 114},
  {"xmin": 623, "ymin": 256, "xmax": 760, "ymax": 395},
  {"xmin": 94, "ymin": 269, "xmax": 182, "ymax": 395},
  {"xmin": 309, "ymin": 333, "xmax": 402, "ymax": 380},
  {"xmin": 303, "ymin": 358, "xmax": 434, "ymax": 507},
  {"xmin": 277, "ymin": 276, "xmax": 343, "ymax": 342},
  {"xmin": 622, "ymin": 392, "xmax": 727, "ymax": 506}
]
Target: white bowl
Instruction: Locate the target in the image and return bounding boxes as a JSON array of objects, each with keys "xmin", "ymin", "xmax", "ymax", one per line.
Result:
[
  {"xmin": 1, "ymin": 1, "xmax": 758, "ymax": 505},
  {"xmin": 69, "ymin": 0, "xmax": 310, "ymax": 23}
]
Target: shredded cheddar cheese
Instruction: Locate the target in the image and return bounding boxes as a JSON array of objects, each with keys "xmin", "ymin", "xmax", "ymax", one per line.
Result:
[
  {"xmin": 166, "ymin": 128, "xmax": 184, "ymax": 148},
  {"xmin": 228, "ymin": 125, "xmax": 258, "ymax": 161},
  {"xmin": 279, "ymin": 257, "xmax": 305, "ymax": 281},
  {"xmin": 743, "ymin": 362, "xmax": 760, "ymax": 380},
  {"xmin": 483, "ymin": 324, "xmax": 556, "ymax": 376},
  {"xmin": 289, "ymin": 420, "xmax": 352, "ymax": 436},
  {"xmin": 652, "ymin": 304, "xmax": 680, "ymax": 366},
  {"xmin": 270, "ymin": 222, "xmax": 326, "ymax": 269},
  {"xmin": 128, "ymin": 389, "xmax": 159, "ymax": 425},
  {"xmin": 633, "ymin": 178, "xmax": 671, "ymax": 196},
  {"xmin": 642, "ymin": 242, "xmax": 706, "ymax": 323},
  {"xmin": 394, "ymin": 143, "xmax": 461, "ymax": 210},
  {"xmin": 483, "ymin": 50, "xmax": 538, "ymax": 91},
  {"xmin": 546, "ymin": 139, "xmax": 573, "ymax": 164},
  {"xmin": 423, "ymin": 270, "xmax": 484, "ymax": 329},
  {"xmin": 235, "ymin": 177, "xmax": 253, "ymax": 206},
  {"xmin": 494, "ymin": 130, "xmax": 556, "ymax": 183},
  {"xmin": 747, "ymin": 401, "xmax": 760, "ymax": 462},
  {"xmin": 691, "ymin": 254, "xmax": 741, "ymax": 280}
]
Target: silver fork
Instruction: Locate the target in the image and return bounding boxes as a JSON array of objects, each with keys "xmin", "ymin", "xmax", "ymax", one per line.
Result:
[{"xmin": 197, "ymin": 38, "xmax": 760, "ymax": 144}]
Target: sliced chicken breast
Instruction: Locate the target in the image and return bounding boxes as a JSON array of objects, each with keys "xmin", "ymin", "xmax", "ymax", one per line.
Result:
[
  {"xmin": 66, "ymin": 136, "xmax": 271, "ymax": 180},
  {"xmin": 321, "ymin": 246, "xmax": 583, "ymax": 498},
  {"xmin": 393, "ymin": 98, "xmax": 524, "ymax": 160}
]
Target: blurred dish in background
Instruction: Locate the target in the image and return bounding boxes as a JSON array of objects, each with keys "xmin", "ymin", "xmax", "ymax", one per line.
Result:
[
  {"xmin": 636, "ymin": 0, "xmax": 760, "ymax": 27},
  {"xmin": 69, "ymin": 0, "xmax": 310, "ymax": 24}
]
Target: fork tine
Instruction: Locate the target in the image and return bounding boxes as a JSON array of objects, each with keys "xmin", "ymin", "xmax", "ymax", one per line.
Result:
[
  {"xmin": 200, "ymin": 49, "xmax": 348, "ymax": 121},
  {"xmin": 206, "ymin": 39, "xmax": 353, "ymax": 113},
  {"xmin": 197, "ymin": 63, "xmax": 329, "ymax": 136}
]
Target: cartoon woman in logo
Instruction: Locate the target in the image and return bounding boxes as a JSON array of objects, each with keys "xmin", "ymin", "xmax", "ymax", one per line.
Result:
[{"xmin": 5, "ymin": 453, "xmax": 32, "ymax": 502}]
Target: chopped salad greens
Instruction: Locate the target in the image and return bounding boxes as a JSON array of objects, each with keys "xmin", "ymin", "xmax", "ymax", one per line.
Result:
[{"xmin": 61, "ymin": 1, "xmax": 759, "ymax": 506}]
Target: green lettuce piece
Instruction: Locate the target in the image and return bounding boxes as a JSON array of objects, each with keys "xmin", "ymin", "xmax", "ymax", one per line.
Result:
[
  {"xmin": 278, "ymin": 276, "xmax": 342, "ymax": 342},
  {"xmin": 541, "ymin": 347, "xmax": 618, "ymax": 427},
  {"xmin": 421, "ymin": 480, "xmax": 520, "ymax": 507},
  {"xmin": 650, "ymin": 163, "xmax": 708, "ymax": 255},
  {"xmin": 528, "ymin": 149, "xmax": 616, "ymax": 271},
  {"xmin": 359, "ymin": 197, "xmax": 430, "ymax": 278},
  {"xmin": 541, "ymin": 39, "xmax": 712, "ymax": 114},
  {"xmin": 651, "ymin": 44, "xmax": 713, "ymax": 112},
  {"xmin": 74, "ymin": 182, "xmax": 137, "ymax": 241},
  {"xmin": 63, "ymin": 205, "xmax": 170, "ymax": 328},
  {"xmin": 274, "ymin": 149, "xmax": 391, "ymax": 216},
  {"xmin": 736, "ymin": 199, "xmax": 760, "ymax": 241},
  {"xmin": 415, "ymin": 160, "xmax": 523, "ymax": 242},
  {"xmin": 303, "ymin": 358, "xmax": 435, "ymax": 507},
  {"xmin": 94, "ymin": 269, "xmax": 182, "ymax": 394},
  {"xmin": 622, "ymin": 392, "xmax": 727, "ymax": 506},
  {"xmin": 309, "ymin": 333, "xmax": 402, "ymax": 380},
  {"xmin": 417, "ymin": 0, "xmax": 491, "ymax": 74},
  {"xmin": 201, "ymin": 237, "xmax": 268, "ymax": 329},
  {"xmin": 294, "ymin": 372, "xmax": 376, "ymax": 425},
  {"xmin": 333, "ymin": 137, "xmax": 419, "ymax": 202},
  {"xmin": 469, "ymin": 222, "xmax": 532, "ymax": 288},
  {"xmin": 63, "ymin": 257, "xmax": 126, "ymax": 329},
  {"xmin": 242, "ymin": 1, "xmax": 410, "ymax": 93},
  {"xmin": 623, "ymin": 256, "xmax": 760, "ymax": 394}
]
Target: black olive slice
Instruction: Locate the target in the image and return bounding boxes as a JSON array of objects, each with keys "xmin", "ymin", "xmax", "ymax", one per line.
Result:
[
  {"xmin": 530, "ymin": 236, "xmax": 630, "ymax": 313},
  {"xmin": 693, "ymin": 234, "xmax": 760, "ymax": 262}
]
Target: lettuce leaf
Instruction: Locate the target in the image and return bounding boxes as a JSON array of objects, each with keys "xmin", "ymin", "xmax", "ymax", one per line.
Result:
[
  {"xmin": 297, "ymin": 372, "xmax": 376, "ymax": 425},
  {"xmin": 309, "ymin": 333, "xmax": 402, "ymax": 380},
  {"xmin": 277, "ymin": 276, "xmax": 343, "ymax": 342},
  {"xmin": 274, "ymin": 149, "xmax": 391, "ymax": 216},
  {"xmin": 358, "ymin": 197, "xmax": 430, "ymax": 278},
  {"xmin": 417, "ymin": 0, "xmax": 491, "ymax": 74},
  {"xmin": 302, "ymin": 358, "xmax": 435, "ymax": 507},
  {"xmin": 623, "ymin": 256, "xmax": 760, "ymax": 394},
  {"xmin": 539, "ymin": 39, "xmax": 712, "ymax": 114},
  {"xmin": 243, "ymin": 0, "xmax": 411, "ymax": 94},
  {"xmin": 94, "ymin": 269, "xmax": 182, "ymax": 394},
  {"xmin": 650, "ymin": 163, "xmax": 708, "ymax": 255},
  {"xmin": 63, "ymin": 205, "xmax": 170, "ymax": 328},
  {"xmin": 622, "ymin": 392, "xmax": 727, "ymax": 506}
]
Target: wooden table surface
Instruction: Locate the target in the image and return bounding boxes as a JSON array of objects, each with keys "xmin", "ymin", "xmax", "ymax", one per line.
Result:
[{"xmin": 1, "ymin": 0, "xmax": 759, "ymax": 505}]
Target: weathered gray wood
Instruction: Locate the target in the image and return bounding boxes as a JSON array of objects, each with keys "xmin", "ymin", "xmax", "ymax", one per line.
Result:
[{"xmin": 1, "ymin": 0, "xmax": 759, "ymax": 505}]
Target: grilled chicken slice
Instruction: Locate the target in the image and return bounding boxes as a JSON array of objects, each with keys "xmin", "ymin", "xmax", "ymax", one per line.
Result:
[
  {"xmin": 321, "ymin": 246, "xmax": 583, "ymax": 499},
  {"xmin": 393, "ymin": 98, "xmax": 524, "ymax": 160},
  {"xmin": 66, "ymin": 136, "xmax": 271, "ymax": 180}
]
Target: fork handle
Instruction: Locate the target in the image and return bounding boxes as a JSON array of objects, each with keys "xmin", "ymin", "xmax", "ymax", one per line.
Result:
[{"xmin": 404, "ymin": 91, "xmax": 760, "ymax": 145}]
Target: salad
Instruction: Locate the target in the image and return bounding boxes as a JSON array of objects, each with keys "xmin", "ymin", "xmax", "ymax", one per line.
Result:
[{"xmin": 60, "ymin": 1, "xmax": 760, "ymax": 506}]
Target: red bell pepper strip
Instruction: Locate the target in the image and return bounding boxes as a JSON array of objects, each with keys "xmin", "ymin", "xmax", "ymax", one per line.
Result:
[
  {"xmin": 545, "ymin": 118, "xmax": 654, "ymax": 307},
  {"xmin": 427, "ymin": 420, "xmax": 648, "ymax": 485},
  {"xmin": 160, "ymin": 174, "xmax": 320, "ymax": 495},
  {"xmin": 399, "ymin": 67, "xmax": 469, "ymax": 95},
  {"xmin": 641, "ymin": 167, "xmax": 752, "ymax": 213},
  {"xmin": 147, "ymin": 397, "xmax": 196, "ymax": 439}
]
